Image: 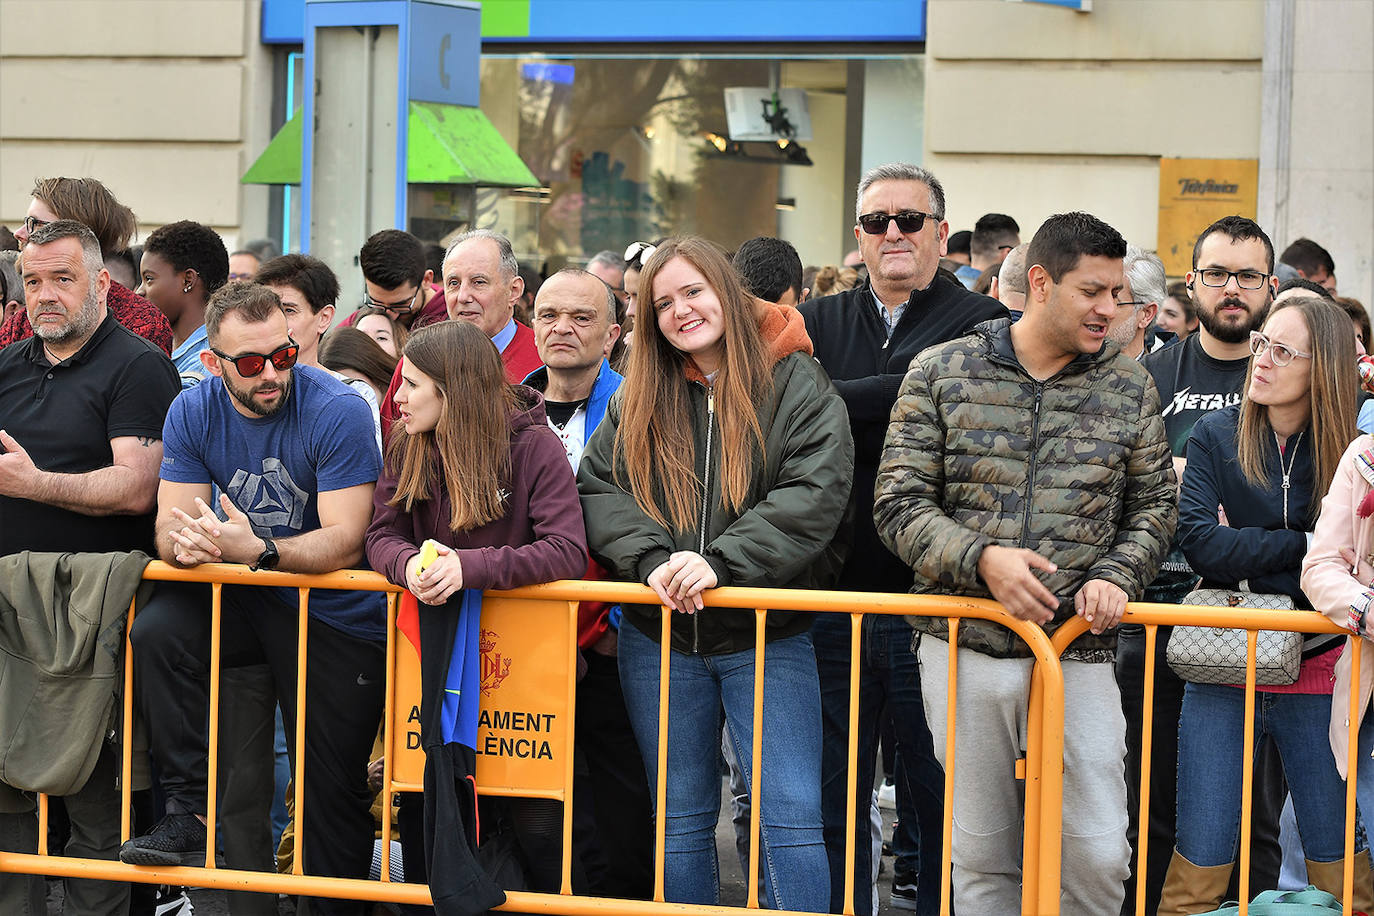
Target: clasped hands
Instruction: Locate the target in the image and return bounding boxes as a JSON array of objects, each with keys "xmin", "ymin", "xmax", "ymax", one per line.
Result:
[
  {"xmin": 977, "ymin": 544, "xmax": 1127, "ymax": 635},
  {"xmin": 168, "ymin": 494, "xmax": 265, "ymax": 567},
  {"xmin": 647, "ymin": 550, "xmax": 717, "ymax": 614},
  {"xmin": 404, "ymin": 542, "xmax": 464, "ymax": 605}
]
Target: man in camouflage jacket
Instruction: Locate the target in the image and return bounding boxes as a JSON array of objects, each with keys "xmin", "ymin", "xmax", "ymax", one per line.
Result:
[{"xmin": 874, "ymin": 212, "xmax": 1176, "ymax": 915}]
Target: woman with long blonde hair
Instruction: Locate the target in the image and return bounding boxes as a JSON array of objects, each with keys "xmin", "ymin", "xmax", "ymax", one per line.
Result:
[
  {"xmin": 578, "ymin": 237, "xmax": 854, "ymax": 910},
  {"xmin": 1161, "ymin": 296, "xmax": 1370, "ymax": 913}
]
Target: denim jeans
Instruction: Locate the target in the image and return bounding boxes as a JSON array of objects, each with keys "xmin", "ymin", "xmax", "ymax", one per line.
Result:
[
  {"xmin": 618, "ymin": 621, "xmax": 829, "ymax": 911},
  {"xmin": 1177, "ymin": 683, "xmax": 1361, "ymax": 867},
  {"xmin": 813, "ymin": 614, "xmax": 944, "ymax": 915}
]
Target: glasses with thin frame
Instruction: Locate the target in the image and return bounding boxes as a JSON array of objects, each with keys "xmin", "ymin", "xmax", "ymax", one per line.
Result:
[
  {"xmin": 857, "ymin": 210, "xmax": 937, "ymax": 235},
  {"xmin": 211, "ymin": 341, "xmax": 300, "ymax": 377},
  {"xmin": 363, "ymin": 285, "xmax": 424, "ymax": 314},
  {"xmin": 1249, "ymin": 331, "xmax": 1311, "ymax": 367},
  {"xmin": 1196, "ymin": 268, "xmax": 1270, "ymax": 290}
]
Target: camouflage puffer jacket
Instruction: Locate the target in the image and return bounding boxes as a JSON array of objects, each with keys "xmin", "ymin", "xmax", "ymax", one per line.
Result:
[{"xmin": 873, "ymin": 317, "xmax": 1177, "ymax": 659}]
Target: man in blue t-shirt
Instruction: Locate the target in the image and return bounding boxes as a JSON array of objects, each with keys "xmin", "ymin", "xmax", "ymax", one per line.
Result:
[{"xmin": 120, "ymin": 282, "xmax": 384, "ymax": 916}]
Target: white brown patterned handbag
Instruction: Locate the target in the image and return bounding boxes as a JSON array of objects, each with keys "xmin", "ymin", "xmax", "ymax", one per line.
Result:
[{"xmin": 1165, "ymin": 583, "xmax": 1302, "ymax": 686}]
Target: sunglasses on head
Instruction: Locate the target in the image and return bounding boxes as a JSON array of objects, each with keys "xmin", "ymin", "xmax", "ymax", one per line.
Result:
[
  {"xmin": 624, "ymin": 241, "xmax": 657, "ymax": 268},
  {"xmin": 211, "ymin": 341, "xmax": 299, "ymax": 377},
  {"xmin": 857, "ymin": 210, "xmax": 936, "ymax": 235}
]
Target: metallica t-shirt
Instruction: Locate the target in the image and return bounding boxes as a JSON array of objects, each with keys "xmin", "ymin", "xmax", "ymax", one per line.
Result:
[
  {"xmin": 1143, "ymin": 333, "xmax": 1250, "ymax": 459},
  {"xmin": 1141, "ymin": 333, "xmax": 1251, "ymax": 601}
]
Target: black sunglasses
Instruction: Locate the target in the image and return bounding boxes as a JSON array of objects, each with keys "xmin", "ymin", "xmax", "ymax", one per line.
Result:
[
  {"xmin": 211, "ymin": 341, "xmax": 299, "ymax": 377},
  {"xmin": 858, "ymin": 210, "xmax": 936, "ymax": 235}
]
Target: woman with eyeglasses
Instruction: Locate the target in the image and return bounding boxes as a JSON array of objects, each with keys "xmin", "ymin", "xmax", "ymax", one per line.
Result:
[
  {"xmin": 366, "ymin": 320, "xmax": 588, "ymax": 905},
  {"xmin": 1160, "ymin": 296, "xmax": 1371, "ymax": 914},
  {"xmin": 577, "ymin": 237, "xmax": 853, "ymax": 911}
]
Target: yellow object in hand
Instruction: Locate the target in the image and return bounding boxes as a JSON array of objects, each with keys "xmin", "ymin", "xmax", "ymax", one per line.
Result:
[{"xmin": 417, "ymin": 539, "xmax": 441, "ymax": 573}]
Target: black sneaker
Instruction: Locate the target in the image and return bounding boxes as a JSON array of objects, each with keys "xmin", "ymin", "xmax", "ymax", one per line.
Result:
[
  {"xmin": 890, "ymin": 870, "xmax": 918, "ymax": 911},
  {"xmin": 119, "ymin": 814, "xmax": 207, "ymax": 866}
]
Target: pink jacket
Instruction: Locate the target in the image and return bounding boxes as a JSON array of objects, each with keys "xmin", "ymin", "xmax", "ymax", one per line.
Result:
[{"xmin": 1300, "ymin": 434, "xmax": 1374, "ymax": 779}]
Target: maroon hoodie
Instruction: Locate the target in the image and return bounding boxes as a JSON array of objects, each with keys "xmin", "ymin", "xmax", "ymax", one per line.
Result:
[{"xmin": 366, "ymin": 387, "xmax": 588, "ymax": 590}]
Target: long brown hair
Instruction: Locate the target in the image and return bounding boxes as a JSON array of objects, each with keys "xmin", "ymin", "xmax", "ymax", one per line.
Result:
[
  {"xmin": 615, "ymin": 237, "xmax": 773, "ymax": 532},
  {"xmin": 1237, "ymin": 296, "xmax": 1359, "ymax": 517},
  {"xmin": 386, "ymin": 321, "xmax": 518, "ymax": 532}
]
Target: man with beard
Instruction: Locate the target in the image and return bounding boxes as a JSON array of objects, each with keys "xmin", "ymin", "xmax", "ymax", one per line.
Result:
[
  {"xmin": 1123, "ymin": 215, "xmax": 1280, "ymax": 914},
  {"xmin": 121, "ymin": 283, "xmax": 386, "ymax": 916},
  {"xmin": 0, "ymin": 220, "xmax": 178, "ymax": 914}
]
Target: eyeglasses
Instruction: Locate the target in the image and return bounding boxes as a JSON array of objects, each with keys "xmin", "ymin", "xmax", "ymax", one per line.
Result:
[
  {"xmin": 1249, "ymin": 331, "xmax": 1311, "ymax": 367},
  {"xmin": 363, "ymin": 285, "xmax": 423, "ymax": 314},
  {"xmin": 1116, "ymin": 300, "xmax": 1149, "ymax": 309},
  {"xmin": 857, "ymin": 210, "xmax": 937, "ymax": 235},
  {"xmin": 624, "ymin": 241, "xmax": 657, "ymax": 268},
  {"xmin": 23, "ymin": 215, "xmax": 50, "ymax": 236},
  {"xmin": 1196, "ymin": 268, "xmax": 1270, "ymax": 290},
  {"xmin": 211, "ymin": 340, "xmax": 300, "ymax": 377}
]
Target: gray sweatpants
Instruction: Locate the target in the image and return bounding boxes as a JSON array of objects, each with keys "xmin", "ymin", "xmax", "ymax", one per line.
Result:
[{"xmin": 918, "ymin": 636, "xmax": 1130, "ymax": 916}]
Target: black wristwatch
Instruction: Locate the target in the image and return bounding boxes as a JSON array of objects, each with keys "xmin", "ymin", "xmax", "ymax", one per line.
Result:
[{"xmin": 251, "ymin": 537, "xmax": 280, "ymax": 571}]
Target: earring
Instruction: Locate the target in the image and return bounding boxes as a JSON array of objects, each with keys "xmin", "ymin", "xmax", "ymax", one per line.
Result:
[{"xmin": 184, "ymin": 284, "xmax": 193, "ymax": 293}]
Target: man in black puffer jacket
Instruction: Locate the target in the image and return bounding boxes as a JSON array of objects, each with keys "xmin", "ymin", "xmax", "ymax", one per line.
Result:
[{"xmin": 798, "ymin": 162, "xmax": 1007, "ymax": 916}]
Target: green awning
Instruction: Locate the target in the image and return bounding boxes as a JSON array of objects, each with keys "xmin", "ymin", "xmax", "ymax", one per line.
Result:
[
  {"xmin": 407, "ymin": 101, "xmax": 537, "ymax": 187},
  {"xmin": 240, "ymin": 102, "xmax": 537, "ymax": 188},
  {"xmin": 242, "ymin": 108, "xmax": 303, "ymax": 185}
]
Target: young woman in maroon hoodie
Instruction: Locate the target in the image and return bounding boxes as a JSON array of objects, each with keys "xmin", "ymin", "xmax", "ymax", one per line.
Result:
[{"xmin": 365, "ymin": 319, "xmax": 587, "ymax": 910}]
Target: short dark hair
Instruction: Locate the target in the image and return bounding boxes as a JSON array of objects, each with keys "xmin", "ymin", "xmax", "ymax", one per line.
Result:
[
  {"xmin": 359, "ymin": 229, "xmax": 427, "ymax": 290},
  {"xmin": 946, "ymin": 230, "xmax": 972, "ymax": 257},
  {"xmin": 1279, "ymin": 237, "xmax": 1335, "ymax": 277},
  {"xmin": 143, "ymin": 220, "xmax": 231, "ymax": 296},
  {"xmin": 1191, "ymin": 215, "xmax": 1275, "ymax": 273},
  {"xmin": 732, "ymin": 236, "xmax": 803, "ymax": 303},
  {"xmin": 1336, "ymin": 296, "xmax": 1371, "ymax": 346},
  {"xmin": 971, "ymin": 213, "xmax": 1020, "ymax": 260},
  {"xmin": 205, "ymin": 281, "xmax": 284, "ymax": 344},
  {"xmin": 1276, "ymin": 277, "xmax": 1333, "ymax": 301},
  {"xmin": 254, "ymin": 254, "xmax": 341, "ymax": 314},
  {"xmin": 1026, "ymin": 212, "xmax": 1126, "ymax": 283}
]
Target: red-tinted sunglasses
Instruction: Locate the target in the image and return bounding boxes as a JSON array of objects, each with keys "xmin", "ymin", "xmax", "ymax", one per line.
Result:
[{"xmin": 211, "ymin": 341, "xmax": 299, "ymax": 377}]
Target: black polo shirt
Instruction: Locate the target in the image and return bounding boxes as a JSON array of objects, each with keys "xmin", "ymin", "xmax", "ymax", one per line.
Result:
[{"xmin": 0, "ymin": 311, "xmax": 180, "ymax": 555}]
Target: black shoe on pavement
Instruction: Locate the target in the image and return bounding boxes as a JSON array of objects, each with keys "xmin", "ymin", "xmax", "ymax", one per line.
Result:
[
  {"xmin": 119, "ymin": 814, "xmax": 207, "ymax": 867},
  {"xmin": 890, "ymin": 870, "xmax": 918, "ymax": 911}
]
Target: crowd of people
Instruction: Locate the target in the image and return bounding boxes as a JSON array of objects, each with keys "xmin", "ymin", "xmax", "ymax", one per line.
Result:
[{"xmin": 0, "ymin": 163, "xmax": 1370, "ymax": 916}]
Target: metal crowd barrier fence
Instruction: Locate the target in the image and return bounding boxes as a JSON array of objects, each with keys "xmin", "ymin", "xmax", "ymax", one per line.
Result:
[
  {"xmin": 0, "ymin": 562, "xmax": 1069, "ymax": 916},
  {"xmin": 1049, "ymin": 604, "xmax": 1360, "ymax": 916}
]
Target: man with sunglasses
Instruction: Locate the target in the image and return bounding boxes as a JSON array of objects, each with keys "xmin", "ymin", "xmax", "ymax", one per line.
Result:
[
  {"xmin": 0, "ymin": 220, "xmax": 179, "ymax": 915},
  {"xmin": 122, "ymin": 283, "xmax": 386, "ymax": 916},
  {"xmin": 343, "ymin": 228, "xmax": 447, "ymax": 333},
  {"xmin": 798, "ymin": 163, "xmax": 1006, "ymax": 916}
]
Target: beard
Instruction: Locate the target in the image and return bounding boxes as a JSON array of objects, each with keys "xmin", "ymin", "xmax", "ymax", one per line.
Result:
[
  {"xmin": 31, "ymin": 284, "xmax": 102, "ymax": 347},
  {"xmin": 1198, "ymin": 293, "xmax": 1270, "ymax": 344},
  {"xmin": 223, "ymin": 369, "xmax": 293, "ymax": 417}
]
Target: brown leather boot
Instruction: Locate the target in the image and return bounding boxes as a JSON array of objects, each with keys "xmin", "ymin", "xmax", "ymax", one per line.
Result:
[
  {"xmin": 1304, "ymin": 848, "xmax": 1374, "ymax": 915},
  {"xmin": 1157, "ymin": 848, "xmax": 1235, "ymax": 916}
]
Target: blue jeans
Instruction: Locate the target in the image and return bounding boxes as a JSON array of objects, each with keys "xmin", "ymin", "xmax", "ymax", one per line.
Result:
[
  {"xmin": 813, "ymin": 613, "xmax": 944, "ymax": 915},
  {"xmin": 618, "ymin": 621, "xmax": 829, "ymax": 911},
  {"xmin": 1177, "ymin": 683, "xmax": 1361, "ymax": 866}
]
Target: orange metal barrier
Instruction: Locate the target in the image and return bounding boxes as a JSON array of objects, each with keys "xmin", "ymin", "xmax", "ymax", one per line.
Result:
[
  {"xmin": 1049, "ymin": 605, "xmax": 1361, "ymax": 916},
  {"xmin": 0, "ymin": 562, "xmax": 1069, "ymax": 916}
]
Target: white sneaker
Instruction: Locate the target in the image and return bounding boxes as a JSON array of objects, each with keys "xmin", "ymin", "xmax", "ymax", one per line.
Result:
[{"xmin": 877, "ymin": 778, "xmax": 896, "ymax": 809}]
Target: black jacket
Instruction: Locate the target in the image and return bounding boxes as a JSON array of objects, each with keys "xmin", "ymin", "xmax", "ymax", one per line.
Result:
[
  {"xmin": 1178, "ymin": 404, "xmax": 1314, "ymax": 603},
  {"xmin": 799, "ymin": 275, "xmax": 1008, "ymax": 591}
]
